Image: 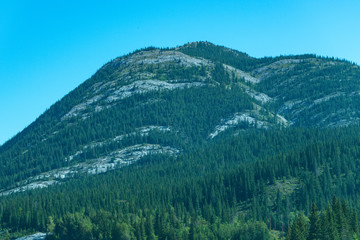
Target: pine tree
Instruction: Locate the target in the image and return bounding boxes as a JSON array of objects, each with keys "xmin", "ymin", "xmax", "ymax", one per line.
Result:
[
  {"xmin": 288, "ymin": 213, "xmax": 308, "ymax": 240},
  {"xmin": 331, "ymin": 196, "xmax": 346, "ymax": 238},
  {"xmin": 189, "ymin": 218, "xmax": 196, "ymax": 240},
  {"xmin": 307, "ymin": 203, "xmax": 320, "ymax": 240},
  {"xmin": 325, "ymin": 205, "xmax": 340, "ymax": 240},
  {"xmin": 145, "ymin": 216, "xmax": 156, "ymax": 240},
  {"xmin": 351, "ymin": 209, "xmax": 359, "ymax": 234}
]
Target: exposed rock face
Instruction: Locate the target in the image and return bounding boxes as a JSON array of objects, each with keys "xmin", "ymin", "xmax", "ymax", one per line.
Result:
[
  {"xmin": 209, "ymin": 111, "xmax": 268, "ymax": 139},
  {"xmin": 223, "ymin": 64, "xmax": 260, "ymax": 83},
  {"xmin": 62, "ymin": 80, "xmax": 206, "ymax": 120},
  {"xmin": 120, "ymin": 50, "xmax": 212, "ymax": 67},
  {"xmin": 1, "ymin": 143, "xmax": 179, "ymax": 196},
  {"xmin": 15, "ymin": 233, "xmax": 46, "ymax": 240},
  {"xmin": 209, "ymin": 109, "xmax": 288, "ymax": 139},
  {"xmin": 61, "ymin": 50, "xmax": 214, "ymax": 121},
  {"xmin": 251, "ymin": 59, "xmax": 302, "ymax": 81}
]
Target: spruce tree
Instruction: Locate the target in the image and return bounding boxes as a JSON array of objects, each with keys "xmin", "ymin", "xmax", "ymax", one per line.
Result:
[
  {"xmin": 351, "ymin": 209, "xmax": 359, "ymax": 234},
  {"xmin": 289, "ymin": 213, "xmax": 308, "ymax": 240},
  {"xmin": 307, "ymin": 203, "xmax": 320, "ymax": 240}
]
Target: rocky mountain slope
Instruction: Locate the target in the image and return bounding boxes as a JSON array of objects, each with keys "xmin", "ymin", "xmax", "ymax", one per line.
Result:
[{"xmin": 1, "ymin": 41, "xmax": 360, "ymax": 195}]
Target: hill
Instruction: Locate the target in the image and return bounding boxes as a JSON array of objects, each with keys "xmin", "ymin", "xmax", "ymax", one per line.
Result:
[{"xmin": 1, "ymin": 42, "xmax": 360, "ymax": 239}]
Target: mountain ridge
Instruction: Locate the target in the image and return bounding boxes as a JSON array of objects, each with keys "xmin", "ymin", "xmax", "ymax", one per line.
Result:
[{"xmin": 1, "ymin": 42, "xmax": 360, "ymax": 195}]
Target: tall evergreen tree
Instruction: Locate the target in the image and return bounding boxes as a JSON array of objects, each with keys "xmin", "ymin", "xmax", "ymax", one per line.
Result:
[
  {"xmin": 289, "ymin": 213, "xmax": 308, "ymax": 240},
  {"xmin": 307, "ymin": 204, "xmax": 320, "ymax": 240}
]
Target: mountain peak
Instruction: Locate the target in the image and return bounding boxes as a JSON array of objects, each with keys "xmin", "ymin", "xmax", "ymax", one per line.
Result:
[
  {"xmin": 1, "ymin": 42, "xmax": 360, "ymax": 197},
  {"xmin": 180, "ymin": 41, "xmax": 216, "ymax": 48}
]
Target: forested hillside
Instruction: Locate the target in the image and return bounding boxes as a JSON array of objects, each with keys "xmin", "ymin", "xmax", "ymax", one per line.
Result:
[{"xmin": 1, "ymin": 42, "xmax": 360, "ymax": 239}]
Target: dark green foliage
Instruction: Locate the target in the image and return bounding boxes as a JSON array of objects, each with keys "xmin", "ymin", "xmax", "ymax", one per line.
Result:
[
  {"xmin": 288, "ymin": 213, "xmax": 308, "ymax": 240},
  {"xmin": 49, "ymin": 213, "xmax": 94, "ymax": 240},
  {"xmin": 307, "ymin": 204, "xmax": 320, "ymax": 240},
  {"xmin": 46, "ymin": 210, "xmax": 272, "ymax": 240},
  {"xmin": 288, "ymin": 197, "xmax": 359, "ymax": 240}
]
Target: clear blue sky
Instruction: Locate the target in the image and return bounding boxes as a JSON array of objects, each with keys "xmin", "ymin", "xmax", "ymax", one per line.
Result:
[{"xmin": 1, "ymin": 0, "xmax": 360, "ymax": 145}]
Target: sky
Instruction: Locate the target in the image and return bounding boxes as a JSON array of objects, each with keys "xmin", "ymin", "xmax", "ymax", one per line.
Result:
[{"xmin": 1, "ymin": 0, "xmax": 360, "ymax": 145}]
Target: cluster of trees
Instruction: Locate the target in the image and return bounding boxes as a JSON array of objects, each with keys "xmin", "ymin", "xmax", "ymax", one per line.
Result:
[
  {"xmin": 288, "ymin": 197, "xmax": 359, "ymax": 240},
  {"xmin": 46, "ymin": 210, "xmax": 271, "ymax": 240},
  {"xmin": 46, "ymin": 197, "xmax": 360, "ymax": 240}
]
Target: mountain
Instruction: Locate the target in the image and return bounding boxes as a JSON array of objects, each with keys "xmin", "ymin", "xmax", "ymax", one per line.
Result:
[{"xmin": 1, "ymin": 42, "xmax": 360, "ymax": 239}]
